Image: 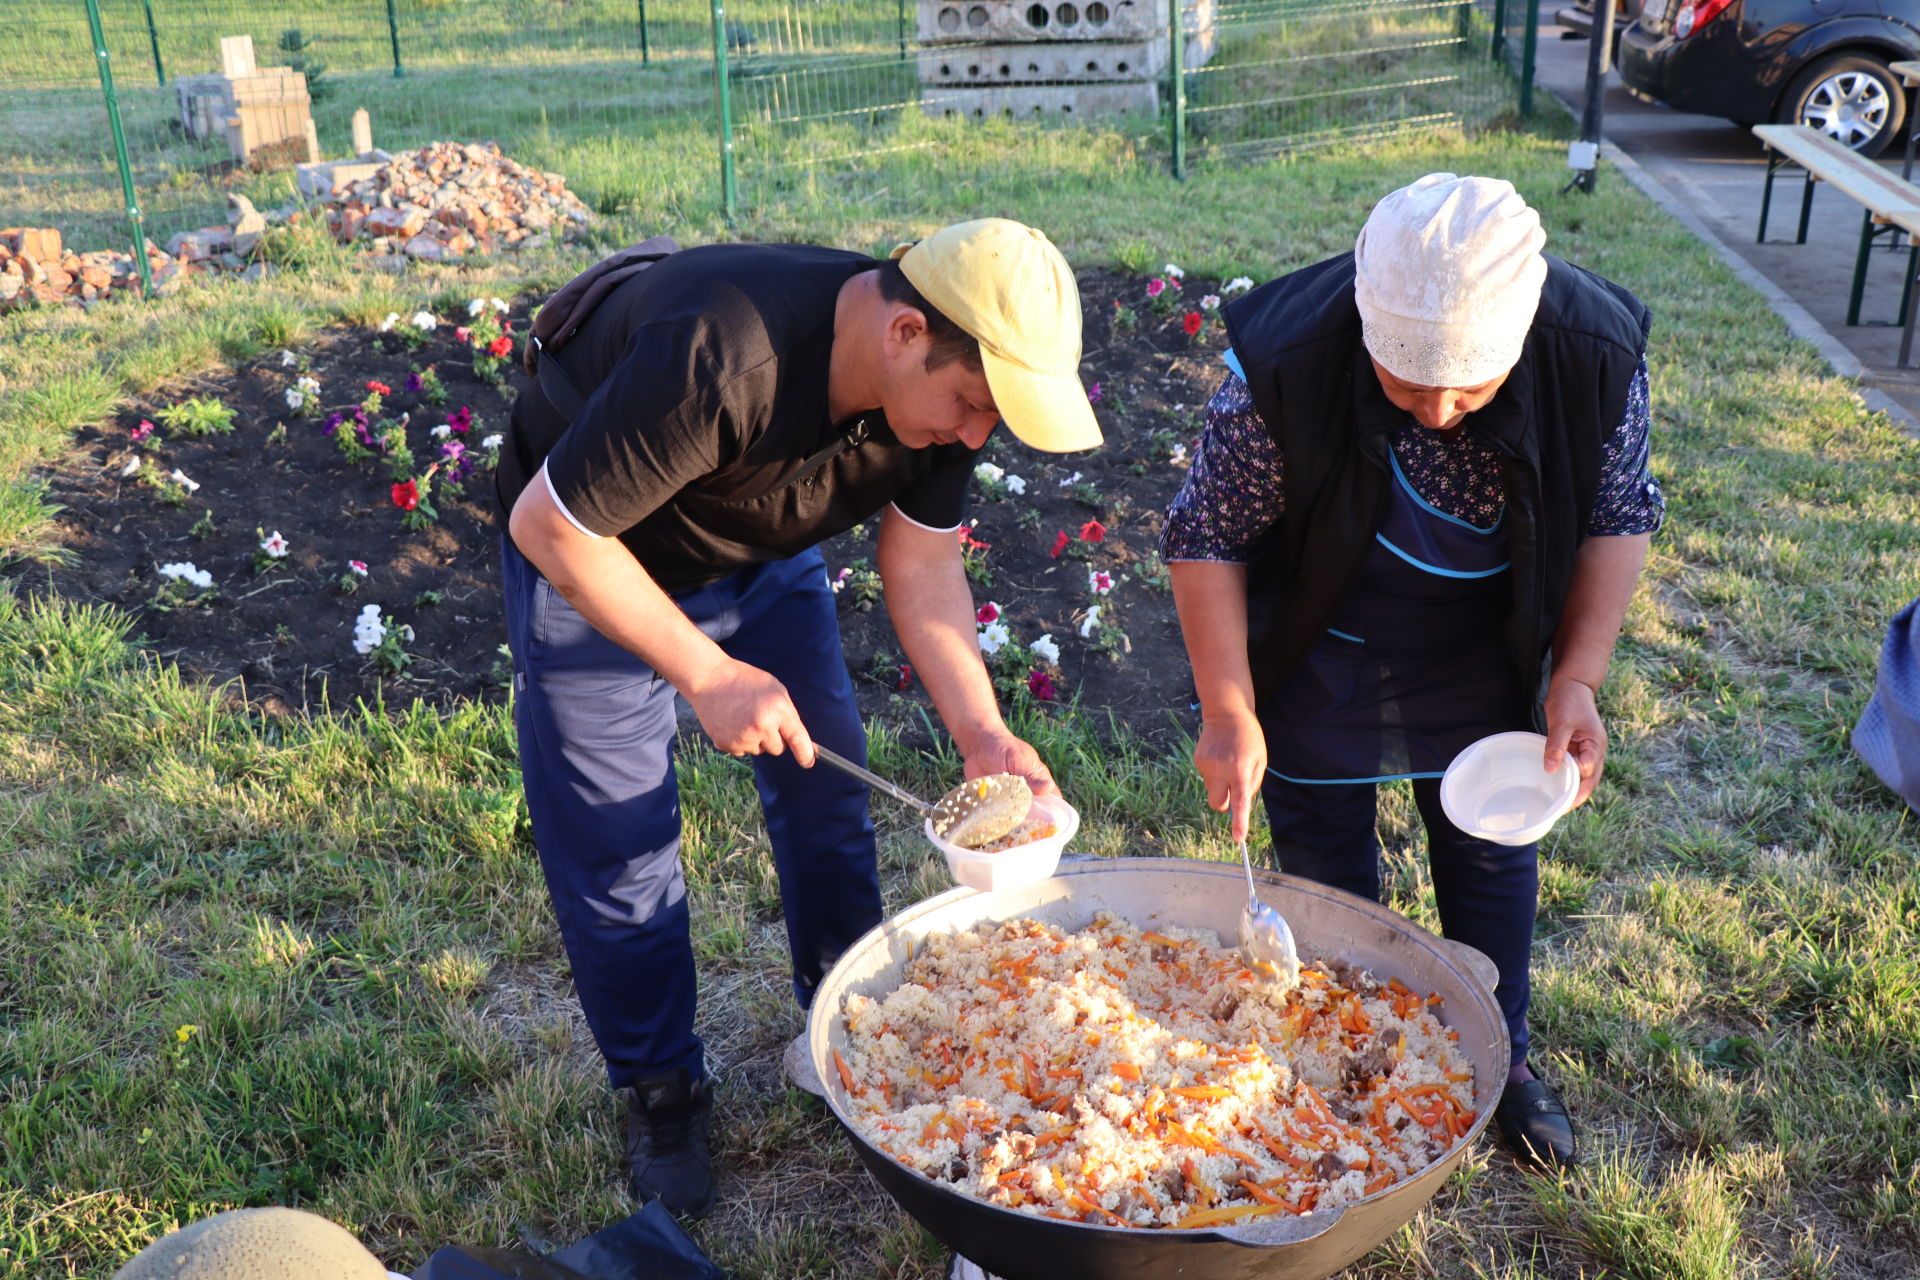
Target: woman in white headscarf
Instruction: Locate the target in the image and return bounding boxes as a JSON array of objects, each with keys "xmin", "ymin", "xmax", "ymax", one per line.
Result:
[{"xmin": 1162, "ymin": 174, "xmax": 1664, "ymax": 1168}]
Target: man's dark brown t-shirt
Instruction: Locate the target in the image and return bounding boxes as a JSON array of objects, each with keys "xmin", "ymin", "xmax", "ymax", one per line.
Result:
[{"xmin": 498, "ymin": 242, "xmax": 978, "ymax": 594}]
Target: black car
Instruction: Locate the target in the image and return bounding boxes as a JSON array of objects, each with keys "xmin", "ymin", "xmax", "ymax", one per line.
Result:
[{"xmin": 1618, "ymin": 0, "xmax": 1920, "ymax": 155}]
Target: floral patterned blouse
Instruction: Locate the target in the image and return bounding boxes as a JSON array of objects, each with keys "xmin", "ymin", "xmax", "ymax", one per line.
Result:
[{"xmin": 1161, "ymin": 359, "xmax": 1664, "ymax": 562}]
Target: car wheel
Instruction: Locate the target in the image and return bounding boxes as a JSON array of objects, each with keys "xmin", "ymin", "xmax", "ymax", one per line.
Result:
[{"xmin": 1781, "ymin": 54, "xmax": 1906, "ymax": 157}]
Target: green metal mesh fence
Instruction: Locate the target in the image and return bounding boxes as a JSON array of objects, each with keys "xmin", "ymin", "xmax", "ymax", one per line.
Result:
[{"xmin": 2, "ymin": 0, "xmax": 1532, "ymax": 286}]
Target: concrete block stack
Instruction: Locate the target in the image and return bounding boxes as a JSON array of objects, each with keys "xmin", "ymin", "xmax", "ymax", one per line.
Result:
[
  {"xmin": 174, "ymin": 36, "xmax": 318, "ymax": 167},
  {"xmin": 918, "ymin": 0, "xmax": 1216, "ymax": 118}
]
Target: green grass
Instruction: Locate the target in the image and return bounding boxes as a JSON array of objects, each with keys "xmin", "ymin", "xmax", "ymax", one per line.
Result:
[
  {"xmin": 1, "ymin": 0, "xmax": 1511, "ymax": 250},
  {"xmin": 2, "ymin": 88, "xmax": 1919, "ymax": 1280}
]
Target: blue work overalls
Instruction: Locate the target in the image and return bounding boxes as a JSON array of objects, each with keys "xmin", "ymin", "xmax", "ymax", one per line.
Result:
[
  {"xmin": 502, "ymin": 536, "xmax": 883, "ymax": 1089},
  {"xmin": 1257, "ymin": 441, "xmax": 1542, "ymax": 1066}
]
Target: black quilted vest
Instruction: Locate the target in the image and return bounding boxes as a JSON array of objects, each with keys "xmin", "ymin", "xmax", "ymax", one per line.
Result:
[{"xmin": 1220, "ymin": 252, "xmax": 1651, "ymax": 724}]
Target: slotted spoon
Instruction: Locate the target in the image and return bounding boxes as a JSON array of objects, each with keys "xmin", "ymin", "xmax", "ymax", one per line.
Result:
[
  {"xmin": 813, "ymin": 745, "xmax": 1033, "ymax": 849},
  {"xmin": 1238, "ymin": 837, "xmax": 1302, "ymax": 989}
]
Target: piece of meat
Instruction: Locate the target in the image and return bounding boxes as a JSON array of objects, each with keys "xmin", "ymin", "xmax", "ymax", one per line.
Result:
[
  {"xmin": 1348, "ymin": 1045, "xmax": 1390, "ymax": 1083},
  {"xmin": 1209, "ymin": 990, "xmax": 1242, "ymax": 1022},
  {"xmin": 944, "ymin": 1156, "xmax": 969, "ymax": 1181},
  {"xmin": 1151, "ymin": 943, "xmax": 1178, "ymax": 964},
  {"xmin": 1315, "ymin": 1152, "xmax": 1348, "ymax": 1179}
]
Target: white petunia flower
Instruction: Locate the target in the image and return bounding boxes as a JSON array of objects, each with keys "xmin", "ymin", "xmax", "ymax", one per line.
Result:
[
  {"xmin": 430, "ymin": 424, "xmax": 452, "ymax": 439},
  {"xmin": 1200, "ymin": 294, "xmax": 1221, "ymax": 312},
  {"xmin": 1088, "ymin": 569, "xmax": 1114, "ymax": 595},
  {"xmin": 159, "ymin": 561, "xmax": 213, "ymax": 589},
  {"xmin": 353, "ymin": 603, "xmax": 388, "ymax": 655},
  {"xmin": 259, "ymin": 530, "xmax": 289, "ymax": 558},
  {"xmin": 1058, "ymin": 471, "xmax": 1082, "ymax": 488},
  {"xmin": 284, "ymin": 388, "xmax": 306, "ymax": 410},
  {"xmin": 1005, "ymin": 475, "xmax": 1027, "ymax": 496},
  {"xmin": 489, "ymin": 297, "xmax": 508, "ymax": 313},
  {"xmin": 378, "ymin": 312, "xmax": 400, "ymax": 332},
  {"xmin": 1163, "ymin": 263, "xmax": 1185, "ymax": 280},
  {"xmin": 168, "ymin": 468, "xmax": 200, "ymax": 493},
  {"xmin": 1079, "ymin": 606, "xmax": 1101, "ymax": 638},
  {"xmin": 1031, "ymin": 633, "xmax": 1060, "ymax": 664},
  {"xmin": 296, "ymin": 376, "xmax": 320, "ymax": 394},
  {"xmin": 409, "ymin": 310, "xmax": 438, "ymax": 331},
  {"xmin": 973, "ymin": 461, "xmax": 1005, "ymax": 483},
  {"xmin": 978, "ymin": 620, "xmax": 1012, "ymax": 655},
  {"xmin": 481, "ymin": 433, "xmax": 504, "ymax": 450},
  {"xmin": 1223, "ymin": 276, "xmax": 1254, "ymax": 295},
  {"xmin": 1169, "ymin": 443, "xmax": 1190, "ymax": 467},
  {"xmin": 119, "ymin": 455, "xmax": 141, "ymax": 477},
  {"xmin": 278, "ymin": 349, "xmax": 298, "ymax": 368},
  {"xmin": 467, "ymin": 298, "xmax": 486, "ymax": 316}
]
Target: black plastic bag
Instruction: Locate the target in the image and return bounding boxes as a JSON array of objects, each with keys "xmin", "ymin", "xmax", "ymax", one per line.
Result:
[{"xmin": 412, "ymin": 1201, "xmax": 725, "ymax": 1280}]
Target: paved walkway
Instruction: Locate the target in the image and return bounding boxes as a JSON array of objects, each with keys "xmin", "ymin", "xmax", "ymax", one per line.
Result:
[{"xmin": 1534, "ymin": 25, "xmax": 1920, "ymax": 431}]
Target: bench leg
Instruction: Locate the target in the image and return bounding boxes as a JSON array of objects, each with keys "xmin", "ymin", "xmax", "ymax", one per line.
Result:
[
  {"xmin": 1849, "ymin": 208, "xmax": 1876, "ymax": 326},
  {"xmin": 1797, "ymin": 171, "xmax": 1816, "ymax": 245},
  {"xmin": 1902, "ymin": 244, "xmax": 1920, "ymax": 367},
  {"xmin": 1759, "ymin": 150, "xmax": 1779, "ymax": 243}
]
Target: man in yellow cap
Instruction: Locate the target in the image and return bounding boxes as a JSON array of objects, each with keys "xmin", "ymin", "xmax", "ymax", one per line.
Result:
[{"xmin": 495, "ymin": 219, "xmax": 1100, "ymax": 1217}]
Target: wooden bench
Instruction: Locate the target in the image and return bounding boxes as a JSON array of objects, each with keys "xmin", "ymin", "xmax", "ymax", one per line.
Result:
[{"xmin": 1751, "ymin": 123, "xmax": 1920, "ymax": 360}]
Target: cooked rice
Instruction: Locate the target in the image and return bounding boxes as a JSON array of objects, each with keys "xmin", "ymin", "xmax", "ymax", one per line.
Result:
[{"xmin": 837, "ymin": 913, "xmax": 1476, "ymax": 1229}]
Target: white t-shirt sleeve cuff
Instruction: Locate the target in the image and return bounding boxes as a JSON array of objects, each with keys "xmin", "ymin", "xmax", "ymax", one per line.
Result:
[
  {"xmin": 541, "ymin": 463, "xmax": 604, "ymax": 539},
  {"xmin": 888, "ymin": 501, "xmax": 960, "ymax": 534}
]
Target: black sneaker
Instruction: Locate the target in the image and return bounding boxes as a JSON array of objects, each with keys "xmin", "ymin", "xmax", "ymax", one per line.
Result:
[{"xmin": 625, "ymin": 1068, "xmax": 716, "ymax": 1218}]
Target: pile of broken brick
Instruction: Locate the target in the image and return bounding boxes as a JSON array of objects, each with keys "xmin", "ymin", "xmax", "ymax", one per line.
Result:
[{"xmin": 2, "ymin": 140, "xmax": 592, "ymax": 314}]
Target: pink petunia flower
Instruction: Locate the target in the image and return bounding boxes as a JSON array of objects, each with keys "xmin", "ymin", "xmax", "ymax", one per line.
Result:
[
  {"xmin": 1087, "ymin": 382, "xmax": 1103, "ymax": 405},
  {"xmin": 347, "ymin": 560, "xmax": 369, "ymax": 576},
  {"xmin": 454, "ymin": 326, "xmax": 471, "ymax": 343},
  {"xmin": 131, "ymin": 419, "xmax": 155, "ymax": 441},
  {"xmin": 976, "ymin": 601, "xmax": 1001, "ymax": 625},
  {"xmin": 1089, "ymin": 570, "xmax": 1113, "ymax": 595},
  {"xmin": 1146, "ymin": 278, "xmax": 1166, "ymax": 298},
  {"xmin": 1027, "ymin": 669, "xmax": 1057, "ymax": 702}
]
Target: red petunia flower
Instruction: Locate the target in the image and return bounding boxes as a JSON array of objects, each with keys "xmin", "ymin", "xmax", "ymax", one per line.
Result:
[
  {"xmin": 1182, "ymin": 312, "xmax": 1203, "ymax": 337},
  {"xmin": 958, "ymin": 525, "xmax": 991, "ymax": 553},
  {"xmin": 391, "ymin": 480, "xmax": 420, "ymax": 511},
  {"xmin": 487, "ymin": 335, "xmax": 513, "ymax": 358},
  {"xmin": 366, "ymin": 380, "xmax": 392, "ymax": 395},
  {"xmin": 895, "ymin": 663, "xmax": 913, "ymax": 690},
  {"xmin": 1078, "ymin": 519, "xmax": 1107, "ymax": 543},
  {"xmin": 1050, "ymin": 529, "xmax": 1071, "ymax": 559},
  {"xmin": 976, "ymin": 601, "xmax": 1000, "ymax": 625}
]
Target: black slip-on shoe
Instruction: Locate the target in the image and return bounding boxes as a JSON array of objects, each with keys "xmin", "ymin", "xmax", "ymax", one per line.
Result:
[
  {"xmin": 1494, "ymin": 1076, "xmax": 1578, "ymax": 1169},
  {"xmin": 626, "ymin": 1068, "xmax": 717, "ymax": 1218}
]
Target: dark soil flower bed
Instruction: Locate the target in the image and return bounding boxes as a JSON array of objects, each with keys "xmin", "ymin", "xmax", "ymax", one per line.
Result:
[{"xmin": 36, "ymin": 269, "xmax": 1239, "ymax": 741}]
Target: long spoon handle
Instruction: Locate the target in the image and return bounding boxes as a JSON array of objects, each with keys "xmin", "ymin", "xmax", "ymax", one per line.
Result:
[{"xmin": 813, "ymin": 744, "xmax": 936, "ymax": 816}]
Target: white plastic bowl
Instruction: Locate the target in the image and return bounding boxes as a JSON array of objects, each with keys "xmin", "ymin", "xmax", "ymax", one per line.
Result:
[
  {"xmin": 1440, "ymin": 731, "xmax": 1580, "ymax": 846},
  {"xmin": 927, "ymin": 791, "xmax": 1080, "ymax": 893}
]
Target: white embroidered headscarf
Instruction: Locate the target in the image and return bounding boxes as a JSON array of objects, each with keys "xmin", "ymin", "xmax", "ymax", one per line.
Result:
[{"xmin": 1354, "ymin": 173, "xmax": 1547, "ymax": 388}]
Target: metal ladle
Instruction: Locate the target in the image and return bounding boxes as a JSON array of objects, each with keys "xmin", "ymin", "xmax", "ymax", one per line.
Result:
[
  {"xmin": 1238, "ymin": 837, "xmax": 1302, "ymax": 990},
  {"xmin": 812, "ymin": 745, "xmax": 1033, "ymax": 849}
]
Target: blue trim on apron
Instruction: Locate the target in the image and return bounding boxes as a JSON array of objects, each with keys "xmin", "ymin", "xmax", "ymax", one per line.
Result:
[
  {"xmin": 1388, "ymin": 448, "xmax": 1503, "ymax": 533},
  {"xmin": 1269, "ymin": 766, "xmax": 1447, "ymax": 786},
  {"xmin": 1373, "ymin": 532, "xmax": 1511, "ymax": 579},
  {"xmin": 1222, "ymin": 347, "xmax": 1247, "ymax": 381},
  {"xmin": 1259, "ymin": 439, "xmax": 1525, "ymax": 784}
]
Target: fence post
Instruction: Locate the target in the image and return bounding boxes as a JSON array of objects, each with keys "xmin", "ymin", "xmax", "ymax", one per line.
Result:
[
  {"xmin": 709, "ymin": 0, "xmax": 738, "ymax": 223},
  {"xmin": 84, "ymin": 0, "xmax": 155, "ymax": 299},
  {"xmin": 1490, "ymin": 0, "xmax": 1507, "ymax": 60},
  {"xmin": 141, "ymin": 0, "xmax": 166, "ymax": 85},
  {"xmin": 1519, "ymin": 0, "xmax": 1539, "ymax": 114},
  {"xmin": 638, "ymin": 0, "xmax": 651, "ymax": 65},
  {"xmin": 898, "ymin": 0, "xmax": 908, "ymax": 61},
  {"xmin": 386, "ymin": 0, "xmax": 405, "ymax": 77},
  {"xmin": 1167, "ymin": 0, "xmax": 1186, "ymax": 179}
]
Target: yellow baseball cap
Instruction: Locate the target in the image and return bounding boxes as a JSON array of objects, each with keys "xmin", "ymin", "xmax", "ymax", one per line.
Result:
[{"xmin": 892, "ymin": 218, "xmax": 1102, "ymax": 453}]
